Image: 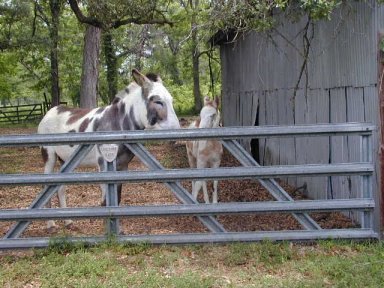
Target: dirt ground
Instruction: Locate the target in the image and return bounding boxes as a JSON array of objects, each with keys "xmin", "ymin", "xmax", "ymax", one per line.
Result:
[{"xmin": 0, "ymin": 125, "xmax": 357, "ymax": 239}]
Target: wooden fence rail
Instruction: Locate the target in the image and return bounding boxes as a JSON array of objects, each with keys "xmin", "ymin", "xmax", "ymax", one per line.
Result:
[{"xmin": 0, "ymin": 103, "xmax": 44, "ymax": 124}]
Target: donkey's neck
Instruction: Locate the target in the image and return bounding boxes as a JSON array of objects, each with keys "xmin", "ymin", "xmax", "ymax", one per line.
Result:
[{"xmin": 118, "ymin": 88, "xmax": 148, "ymax": 131}]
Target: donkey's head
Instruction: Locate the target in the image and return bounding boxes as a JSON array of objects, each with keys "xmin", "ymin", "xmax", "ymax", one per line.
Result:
[
  {"xmin": 199, "ymin": 96, "xmax": 221, "ymax": 128},
  {"xmin": 132, "ymin": 69, "xmax": 180, "ymax": 130}
]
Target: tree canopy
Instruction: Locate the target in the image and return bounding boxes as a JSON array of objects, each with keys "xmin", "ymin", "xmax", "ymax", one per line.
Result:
[{"xmin": 0, "ymin": 0, "xmax": 381, "ymax": 113}]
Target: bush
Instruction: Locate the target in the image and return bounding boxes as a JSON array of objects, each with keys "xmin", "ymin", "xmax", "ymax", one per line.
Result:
[{"xmin": 167, "ymin": 84, "xmax": 195, "ymax": 116}]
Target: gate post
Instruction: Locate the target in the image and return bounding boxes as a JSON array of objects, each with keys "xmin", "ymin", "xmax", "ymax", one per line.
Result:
[
  {"xmin": 105, "ymin": 159, "xmax": 119, "ymax": 236},
  {"xmin": 361, "ymin": 134, "xmax": 373, "ymax": 229}
]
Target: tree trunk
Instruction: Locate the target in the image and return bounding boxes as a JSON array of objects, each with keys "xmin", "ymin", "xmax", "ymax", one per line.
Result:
[
  {"xmin": 49, "ymin": 0, "xmax": 61, "ymax": 107},
  {"xmin": 80, "ymin": 25, "xmax": 101, "ymax": 108},
  {"xmin": 168, "ymin": 38, "xmax": 183, "ymax": 85},
  {"xmin": 134, "ymin": 25, "xmax": 149, "ymax": 71},
  {"xmin": 191, "ymin": 0, "xmax": 202, "ymax": 112},
  {"xmin": 103, "ymin": 31, "xmax": 118, "ymax": 103}
]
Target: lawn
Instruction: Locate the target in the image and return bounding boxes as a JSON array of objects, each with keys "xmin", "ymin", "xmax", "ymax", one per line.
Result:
[{"xmin": 0, "ymin": 240, "xmax": 383, "ymax": 288}]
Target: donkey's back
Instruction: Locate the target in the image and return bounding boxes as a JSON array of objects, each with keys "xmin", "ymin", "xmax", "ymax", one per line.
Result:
[{"xmin": 38, "ymin": 105, "xmax": 101, "ymax": 166}]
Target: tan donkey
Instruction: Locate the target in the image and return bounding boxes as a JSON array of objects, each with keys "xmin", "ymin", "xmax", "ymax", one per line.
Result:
[{"xmin": 186, "ymin": 96, "xmax": 223, "ymax": 203}]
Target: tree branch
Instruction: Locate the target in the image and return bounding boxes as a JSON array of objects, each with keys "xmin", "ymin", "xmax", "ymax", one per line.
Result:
[
  {"xmin": 292, "ymin": 17, "xmax": 314, "ymax": 104},
  {"xmin": 67, "ymin": 0, "xmax": 104, "ymax": 28},
  {"xmin": 35, "ymin": 0, "xmax": 50, "ymax": 27},
  {"xmin": 111, "ymin": 14, "xmax": 173, "ymax": 29},
  {"xmin": 68, "ymin": 0, "xmax": 172, "ymax": 29}
]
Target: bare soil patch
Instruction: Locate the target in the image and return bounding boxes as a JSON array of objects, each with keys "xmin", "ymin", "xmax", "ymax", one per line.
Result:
[{"xmin": 0, "ymin": 126, "xmax": 357, "ymax": 239}]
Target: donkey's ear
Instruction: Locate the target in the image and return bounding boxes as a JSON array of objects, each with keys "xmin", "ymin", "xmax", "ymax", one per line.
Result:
[
  {"xmin": 146, "ymin": 72, "xmax": 162, "ymax": 83},
  {"xmin": 213, "ymin": 96, "xmax": 220, "ymax": 108},
  {"xmin": 132, "ymin": 69, "xmax": 151, "ymax": 87}
]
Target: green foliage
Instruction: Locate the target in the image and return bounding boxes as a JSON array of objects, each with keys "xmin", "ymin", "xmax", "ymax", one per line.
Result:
[
  {"xmin": 167, "ymin": 83, "xmax": 195, "ymax": 115},
  {"xmin": 59, "ymin": 12, "xmax": 84, "ymax": 106},
  {"xmin": 0, "ymin": 0, "xmax": 221, "ymax": 110},
  {"xmin": 380, "ymin": 37, "xmax": 384, "ymax": 52},
  {"xmin": 210, "ymin": 0, "xmax": 343, "ymax": 36},
  {"xmin": 0, "ymin": 1, "xmax": 45, "ymax": 103},
  {"xmin": 300, "ymin": 0, "xmax": 341, "ymax": 20},
  {"xmin": 0, "ymin": 53, "xmax": 16, "ymax": 102},
  {"xmin": 0, "ymin": 0, "xmax": 377, "ymax": 109},
  {"xmin": 84, "ymin": 0, "xmax": 169, "ymax": 26},
  {"xmin": 210, "ymin": 0, "xmax": 276, "ymax": 34}
]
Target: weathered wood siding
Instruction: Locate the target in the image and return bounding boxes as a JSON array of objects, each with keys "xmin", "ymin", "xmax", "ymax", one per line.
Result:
[{"xmin": 220, "ymin": 1, "xmax": 383, "ymax": 218}]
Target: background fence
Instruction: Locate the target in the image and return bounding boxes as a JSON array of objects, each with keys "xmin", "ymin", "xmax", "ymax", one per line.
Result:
[
  {"xmin": 0, "ymin": 103, "xmax": 44, "ymax": 124},
  {"xmin": 0, "ymin": 101, "xmax": 68, "ymax": 125}
]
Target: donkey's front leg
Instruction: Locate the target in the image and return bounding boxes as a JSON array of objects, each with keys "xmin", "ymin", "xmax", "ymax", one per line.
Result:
[
  {"xmin": 46, "ymin": 186, "xmax": 73, "ymax": 231},
  {"xmin": 98, "ymin": 157, "xmax": 109, "ymax": 206},
  {"xmin": 196, "ymin": 157, "xmax": 210, "ymax": 203},
  {"xmin": 192, "ymin": 181, "xmax": 202, "ymax": 200},
  {"xmin": 99, "ymin": 153, "xmax": 128, "ymax": 206},
  {"xmin": 100, "ymin": 183, "xmax": 122, "ymax": 206},
  {"xmin": 43, "ymin": 148, "xmax": 61, "ymax": 232},
  {"xmin": 212, "ymin": 180, "xmax": 218, "ymax": 204}
]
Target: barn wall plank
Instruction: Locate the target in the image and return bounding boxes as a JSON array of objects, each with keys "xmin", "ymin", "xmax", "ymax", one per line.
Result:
[
  {"xmin": 304, "ymin": 88, "xmax": 330, "ymax": 200},
  {"xmin": 258, "ymin": 91, "xmax": 267, "ymax": 165},
  {"xmin": 329, "ymin": 88, "xmax": 350, "ymax": 200}
]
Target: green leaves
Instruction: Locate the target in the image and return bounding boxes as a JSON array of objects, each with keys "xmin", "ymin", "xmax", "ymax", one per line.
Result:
[
  {"xmin": 300, "ymin": 0, "xmax": 341, "ymax": 20},
  {"xmin": 209, "ymin": 0, "xmax": 343, "ymax": 35},
  {"xmin": 0, "ymin": 0, "xmax": 360, "ymax": 108}
]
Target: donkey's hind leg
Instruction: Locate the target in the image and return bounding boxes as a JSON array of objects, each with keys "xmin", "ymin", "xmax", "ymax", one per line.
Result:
[
  {"xmin": 211, "ymin": 161, "xmax": 221, "ymax": 204},
  {"xmin": 192, "ymin": 181, "xmax": 210, "ymax": 203},
  {"xmin": 195, "ymin": 156, "xmax": 210, "ymax": 203}
]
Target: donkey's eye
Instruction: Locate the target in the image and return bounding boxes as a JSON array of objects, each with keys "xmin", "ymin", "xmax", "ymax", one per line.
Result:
[
  {"xmin": 149, "ymin": 96, "xmax": 163, "ymax": 107},
  {"xmin": 154, "ymin": 101, "xmax": 164, "ymax": 107}
]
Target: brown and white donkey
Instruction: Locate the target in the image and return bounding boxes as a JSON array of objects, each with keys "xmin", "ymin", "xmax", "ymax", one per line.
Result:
[{"xmin": 38, "ymin": 69, "xmax": 180, "ymax": 231}]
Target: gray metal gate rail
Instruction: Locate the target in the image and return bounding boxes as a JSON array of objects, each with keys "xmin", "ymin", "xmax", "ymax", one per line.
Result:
[{"xmin": 0, "ymin": 123, "xmax": 378, "ymax": 249}]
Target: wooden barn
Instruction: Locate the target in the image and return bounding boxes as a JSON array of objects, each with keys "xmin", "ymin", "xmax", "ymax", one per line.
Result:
[{"xmin": 215, "ymin": 1, "xmax": 384, "ymax": 233}]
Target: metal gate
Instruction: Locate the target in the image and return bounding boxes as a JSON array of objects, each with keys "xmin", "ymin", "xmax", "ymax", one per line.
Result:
[{"xmin": 0, "ymin": 123, "xmax": 379, "ymax": 249}]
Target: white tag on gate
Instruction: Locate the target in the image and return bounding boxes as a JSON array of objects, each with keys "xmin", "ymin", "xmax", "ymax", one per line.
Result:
[{"xmin": 99, "ymin": 144, "xmax": 118, "ymax": 162}]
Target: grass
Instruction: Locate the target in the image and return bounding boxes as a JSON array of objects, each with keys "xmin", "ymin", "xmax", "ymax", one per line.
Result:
[
  {"xmin": 0, "ymin": 240, "xmax": 383, "ymax": 287},
  {"xmin": 0, "ymin": 121, "xmax": 39, "ymax": 129}
]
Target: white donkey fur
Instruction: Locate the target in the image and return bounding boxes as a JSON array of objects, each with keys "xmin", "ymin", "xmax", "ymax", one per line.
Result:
[
  {"xmin": 38, "ymin": 69, "xmax": 180, "ymax": 231},
  {"xmin": 186, "ymin": 96, "xmax": 223, "ymax": 203}
]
